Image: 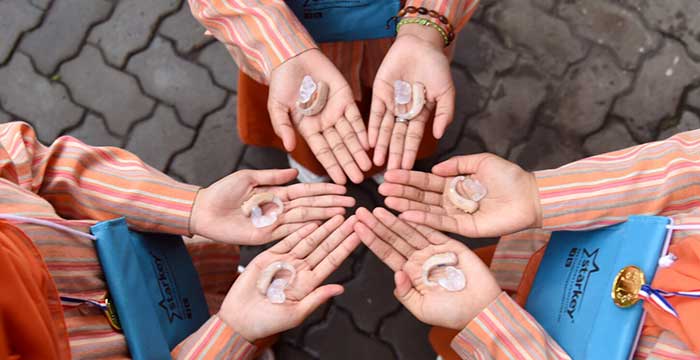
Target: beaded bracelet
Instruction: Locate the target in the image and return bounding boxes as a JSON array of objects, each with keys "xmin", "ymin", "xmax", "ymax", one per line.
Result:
[
  {"xmin": 396, "ymin": 17, "xmax": 450, "ymax": 47},
  {"xmin": 399, "ymin": 6, "xmax": 455, "ymax": 46}
]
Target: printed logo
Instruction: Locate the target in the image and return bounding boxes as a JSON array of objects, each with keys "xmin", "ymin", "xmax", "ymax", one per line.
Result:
[
  {"xmin": 559, "ymin": 247, "xmax": 600, "ymax": 322},
  {"xmin": 151, "ymin": 252, "xmax": 192, "ymax": 322}
]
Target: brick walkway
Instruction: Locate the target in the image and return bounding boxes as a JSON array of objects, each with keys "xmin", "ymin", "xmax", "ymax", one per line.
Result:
[{"xmin": 1, "ymin": 0, "xmax": 700, "ymax": 359}]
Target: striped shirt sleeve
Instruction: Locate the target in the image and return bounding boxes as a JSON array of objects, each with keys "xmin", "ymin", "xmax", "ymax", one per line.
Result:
[
  {"xmin": 0, "ymin": 121, "xmax": 199, "ymax": 235},
  {"xmin": 535, "ymin": 130, "xmax": 700, "ymax": 231},
  {"xmin": 172, "ymin": 315, "xmax": 257, "ymax": 360},
  {"xmin": 451, "ymin": 292, "xmax": 570, "ymax": 360},
  {"xmin": 404, "ymin": 0, "xmax": 480, "ymax": 31},
  {"xmin": 188, "ymin": 0, "xmax": 317, "ymax": 85}
]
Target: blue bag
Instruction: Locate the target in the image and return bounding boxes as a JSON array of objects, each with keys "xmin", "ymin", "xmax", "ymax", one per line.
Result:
[
  {"xmin": 91, "ymin": 218, "xmax": 210, "ymax": 360},
  {"xmin": 285, "ymin": 0, "xmax": 400, "ymax": 43},
  {"xmin": 525, "ymin": 216, "xmax": 671, "ymax": 360}
]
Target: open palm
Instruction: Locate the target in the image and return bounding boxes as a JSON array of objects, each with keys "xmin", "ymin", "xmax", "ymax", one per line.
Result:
[
  {"xmin": 354, "ymin": 207, "xmax": 501, "ymax": 329},
  {"xmin": 268, "ymin": 49, "xmax": 371, "ymax": 184},
  {"xmin": 218, "ymin": 216, "xmax": 359, "ymax": 341},
  {"xmin": 190, "ymin": 169, "xmax": 354, "ymax": 245},
  {"xmin": 378, "ymin": 154, "xmax": 542, "ymax": 238},
  {"xmin": 369, "ymin": 34, "xmax": 454, "ymax": 170}
]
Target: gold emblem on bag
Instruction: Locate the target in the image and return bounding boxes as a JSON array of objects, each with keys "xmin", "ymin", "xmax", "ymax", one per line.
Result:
[
  {"xmin": 612, "ymin": 265, "xmax": 646, "ymax": 308},
  {"xmin": 104, "ymin": 293, "xmax": 122, "ymax": 331}
]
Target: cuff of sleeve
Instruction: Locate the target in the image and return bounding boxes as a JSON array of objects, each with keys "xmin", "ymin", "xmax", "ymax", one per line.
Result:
[
  {"xmin": 534, "ymin": 169, "xmax": 558, "ymax": 230},
  {"xmin": 162, "ymin": 183, "xmax": 200, "ymax": 236},
  {"xmin": 450, "ymin": 292, "xmax": 515, "ymax": 358},
  {"xmin": 403, "ymin": 0, "xmax": 480, "ymax": 31},
  {"xmin": 178, "ymin": 315, "xmax": 257, "ymax": 360}
]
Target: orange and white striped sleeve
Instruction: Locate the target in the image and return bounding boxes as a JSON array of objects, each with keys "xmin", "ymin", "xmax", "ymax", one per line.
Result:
[
  {"xmin": 403, "ymin": 0, "xmax": 480, "ymax": 31},
  {"xmin": 172, "ymin": 315, "xmax": 257, "ymax": 360},
  {"xmin": 0, "ymin": 121, "xmax": 199, "ymax": 235},
  {"xmin": 535, "ymin": 129, "xmax": 700, "ymax": 231},
  {"xmin": 451, "ymin": 292, "xmax": 571, "ymax": 360},
  {"xmin": 188, "ymin": 0, "xmax": 317, "ymax": 85}
]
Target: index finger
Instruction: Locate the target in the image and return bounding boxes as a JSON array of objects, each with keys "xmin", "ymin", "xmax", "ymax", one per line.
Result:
[
  {"xmin": 354, "ymin": 222, "xmax": 406, "ymax": 272},
  {"xmin": 384, "ymin": 169, "xmax": 446, "ymax": 193}
]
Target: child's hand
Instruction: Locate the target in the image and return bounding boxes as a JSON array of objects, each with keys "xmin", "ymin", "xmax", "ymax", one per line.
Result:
[
  {"xmin": 217, "ymin": 215, "xmax": 360, "ymax": 342},
  {"xmin": 354, "ymin": 207, "xmax": 502, "ymax": 329},
  {"xmin": 190, "ymin": 169, "xmax": 355, "ymax": 245},
  {"xmin": 268, "ymin": 49, "xmax": 372, "ymax": 184},
  {"xmin": 378, "ymin": 153, "xmax": 542, "ymax": 238}
]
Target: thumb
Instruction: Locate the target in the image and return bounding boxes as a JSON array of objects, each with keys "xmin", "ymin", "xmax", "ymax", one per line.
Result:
[
  {"xmin": 268, "ymin": 102, "xmax": 297, "ymax": 152},
  {"xmin": 431, "ymin": 153, "xmax": 491, "ymax": 177},
  {"xmin": 393, "ymin": 271, "xmax": 422, "ymax": 314},
  {"xmin": 248, "ymin": 168, "xmax": 298, "ymax": 186},
  {"xmin": 297, "ymin": 285, "xmax": 344, "ymax": 319}
]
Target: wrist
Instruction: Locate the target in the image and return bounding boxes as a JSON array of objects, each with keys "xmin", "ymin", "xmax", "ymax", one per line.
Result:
[
  {"xmin": 396, "ymin": 23, "xmax": 445, "ymax": 50},
  {"xmin": 217, "ymin": 309, "xmax": 258, "ymax": 343},
  {"xmin": 188, "ymin": 187, "xmax": 205, "ymax": 236},
  {"xmin": 528, "ymin": 172, "xmax": 544, "ymax": 228}
]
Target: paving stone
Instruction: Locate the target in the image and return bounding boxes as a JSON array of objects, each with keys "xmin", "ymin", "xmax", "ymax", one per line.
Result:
[
  {"xmin": 613, "ymin": 40, "xmax": 700, "ymax": 142},
  {"xmin": 60, "ymin": 45, "xmax": 154, "ymax": 136},
  {"xmin": 511, "ymin": 126, "xmax": 585, "ymax": 171},
  {"xmin": 0, "ymin": 53, "xmax": 83, "ymax": 142},
  {"xmin": 239, "ymin": 145, "xmax": 289, "ymax": 171},
  {"xmin": 0, "ymin": 0, "xmax": 43, "ymax": 64},
  {"xmin": 334, "ymin": 252, "xmax": 399, "ymax": 333},
  {"xmin": 28, "ymin": 0, "xmax": 51, "ymax": 10},
  {"xmin": 621, "ymin": 0, "xmax": 700, "ymax": 58},
  {"xmin": 89, "ymin": 0, "xmax": 180, "ymax": 67},
  {"xmin": 20, "ymin": 0, "xmax": 112, "ymax": 75},
  {"xmin": 125, "ymin": 105, "xmax": 195, "ymax": 171},
  {"xmin": 379, "ymin": 309, "xmax": 435, "ymax": 360},
  {"xmin": 485, "ymin": 0, "xmax": 587, "ymax": 76},
  {"xmin": 453, "ymin": 23, "xmax": 517, "ymax": 88},
  {"xmin": 439, "ymin": 136, "xmax": 484, "ymax": 162},
  {"xmin": 583, "ymin": 121, "xmax": 638, "ymax": 155},
  {"xmin": 543, "ymin": 48, "xmax": 633, "ymax": 137},
  {"xmin": 198, "ymin": 41, "xmax": 239, "ymax": 92},
  {"xmin": 688, "ymin": 87, "xmax": 700, "ymax": 110},
  {"xmin": 658, "ymin": 111, "xmax": 700, "ymax": 140},
  {"xmin": 0, "ymin": 110, "xmax": 12, "ymax": 123},
  {"xmin": 127, "ymin": 37, "xmax": 227, "ymax": 127},
  {"xmin": 305, "ymin": 308, "xmax": 395, "ymax": 360},
  {"xmin": 468, "ymin": 66, "xmax": 548, "ymax": 156},
  {"xmin": 559, "ymin": 1, "xmax": 659, "ymax": 69},
  {"xmin": 274, "ymin": 343, "xmax": 315, "ymax": 360},
  {"xmin": 67, "ymin": 113, "xmax": 122, "ymax": 147},
  {"xmin": 171, "ymin": 97, "xmax": 243, "ymax": 186},
  {"xmin": 159, "ymin": 3, "xmax": 210, "ymax": 54}
]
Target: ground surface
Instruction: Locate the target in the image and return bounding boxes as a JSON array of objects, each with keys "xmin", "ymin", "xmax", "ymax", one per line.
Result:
[{"xmin": 2, "ymin": 0, "xmax": 700, "ymax": 358}]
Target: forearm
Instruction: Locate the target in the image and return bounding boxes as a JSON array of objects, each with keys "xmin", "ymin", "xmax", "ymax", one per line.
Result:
[
  {"xmin": 37, "ymin": 135, "xmax": 199, "ymax": 235},
  {"xmin": 451, "ymin": 292, "xmax": 570, "ymax": 360},
  {"xmin": 536, "ymin": 130, "xmax": 700, "ymax": 231},
  {"xmin": 188, "ymin": 0, "xmax": 317, "ymax": 84}
]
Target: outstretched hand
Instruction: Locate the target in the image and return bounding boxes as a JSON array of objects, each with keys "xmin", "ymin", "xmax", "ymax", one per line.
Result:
[
  {"xmin": 190, "ymin": 169, "xmax": 355, "ymax": 245},
  {"xmin": 378, "ymin": 153, "xmax": 542, "ymax": 238},
  {"xmin": 269, "ymin": 49, "xmax": 372, "ymax": 184},
  {"xmin": 354, "ymin": 207, "xmax": 501, "ymax": 329},
  {"xmin": 217, "ymin": 215, "xmax": 360, "ymax": 342},
  {"xmin": 369, "ymin": 25, "xmax": 454, "ymax": 170}
]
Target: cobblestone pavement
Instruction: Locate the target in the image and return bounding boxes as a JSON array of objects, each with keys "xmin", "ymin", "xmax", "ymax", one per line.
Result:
[{"xmin": 2, "ymin": 0, "xmax": 700, "ymax": 358}]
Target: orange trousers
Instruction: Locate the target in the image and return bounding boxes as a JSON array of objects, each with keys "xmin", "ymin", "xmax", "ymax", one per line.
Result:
[{"xmin": 238, "ymin": 72, "xmax": 439, "ymax": 176}]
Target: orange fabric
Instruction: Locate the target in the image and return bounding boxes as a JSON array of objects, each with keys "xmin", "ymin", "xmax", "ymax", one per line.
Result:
[
  {"xmin": 0, "ymin": 221, "xmax": 70, "ymax": 360},
  {"xmin": 429, "ymin": 245, "xmax": 496, "ymax": 360},
  {"xmin": 643, "ymin": 239, "xmax": 700, "ymax": 353},
  {"xmin": 514, "ymin": 245, "xmax": 547, "ymax": 307},
  {"xmin": 237, "ymin": 72, "xmax": 439, "ymax": 176}
]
